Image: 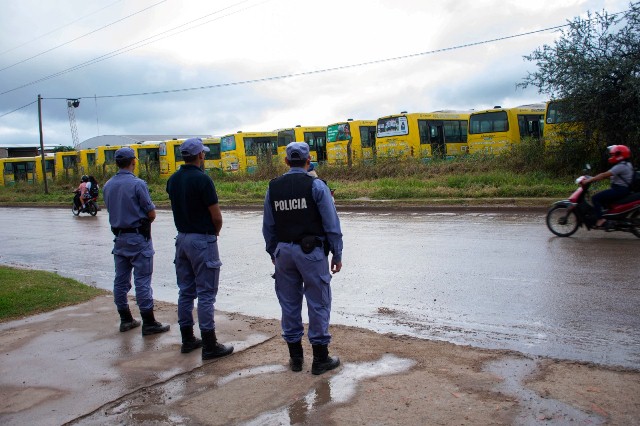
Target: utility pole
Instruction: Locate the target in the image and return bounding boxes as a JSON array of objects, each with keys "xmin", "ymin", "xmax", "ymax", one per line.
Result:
[{"xmin": 38, "ymin": 94, "xmax": 49, "ymax": 194}]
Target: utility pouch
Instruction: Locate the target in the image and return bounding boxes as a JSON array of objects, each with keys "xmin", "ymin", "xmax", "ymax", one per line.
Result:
[
  {"xmin": 299, "ymin": 235, "xmax": 319, "ymax": 254},
  {"xmin": 139, "ymin": 218, "xmax": 152, "ymax": 240}
]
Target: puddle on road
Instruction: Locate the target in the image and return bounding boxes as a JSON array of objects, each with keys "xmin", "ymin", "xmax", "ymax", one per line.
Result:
[
  {"xmin": 243, "ymin": 354, "xmax": 415, "ymax": 426},
  {"xmin": 218, "ymin": 364, "xmax": 287, "ymax": 386},
  {"xmin": 484, "ymin": 357, "xmax": 606, "ymax": 425}
]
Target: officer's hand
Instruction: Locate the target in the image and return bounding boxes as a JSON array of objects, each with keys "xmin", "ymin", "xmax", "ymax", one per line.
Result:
[{"xmin": 331, "ymin": 259, "xmax": 342, "ymax": 273}]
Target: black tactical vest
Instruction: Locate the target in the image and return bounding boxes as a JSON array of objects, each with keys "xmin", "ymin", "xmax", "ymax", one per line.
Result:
[{"xmin": 269, "ymin": 173, "xmax": 324, "ymax": 242}]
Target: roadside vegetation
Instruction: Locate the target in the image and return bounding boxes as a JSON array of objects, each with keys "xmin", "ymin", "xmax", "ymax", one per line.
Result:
[
  {"xmin": 0, "ymin": 140, "xmax": 580, "ymax": 207},
  {"xmin": 0, "ymin": 266, "xmax": 107, "ymax": 322}
]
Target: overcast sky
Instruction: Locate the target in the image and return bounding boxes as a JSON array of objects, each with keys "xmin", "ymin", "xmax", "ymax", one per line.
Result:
[{"xmin": 0, "ymin": 0, "xmax": 631, "ymax": 147}]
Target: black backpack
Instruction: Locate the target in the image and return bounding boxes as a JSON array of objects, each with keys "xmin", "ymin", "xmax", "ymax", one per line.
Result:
[{"xmin": 89, "ymin": 182, "xmax": 99, "ymax": 198}]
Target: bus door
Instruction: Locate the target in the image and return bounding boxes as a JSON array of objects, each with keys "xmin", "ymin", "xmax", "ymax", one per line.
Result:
[
  {"xmin": 2, "ymin": 161, "xmax": 14, "ymax": 185},
  {"xmin": 424, "ymin": 120, "xmax": 446, "ymax": 159},
  {"xmin": 360, "ymin": 125, "xmax": 377, "ymax": 162},
  {"xmin": 14, "ymin": 161, "xmax": 35, "ymax": 183},
  {"xmin": 518, "ymin": 114, "xmax": 544, "ymax": 139},
  {"xmin": 305, "ymin": 132, "xmax": 327, "ymax": 163}
]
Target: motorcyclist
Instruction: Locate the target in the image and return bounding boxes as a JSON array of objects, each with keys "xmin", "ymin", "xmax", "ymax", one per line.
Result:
[
  {"xmin": 581, "ymin": 145, "xmax": 634, "ymax": 228},
  {"xmin": 74, "ymin": 175, "xmax": 90, "ymax": 210}
]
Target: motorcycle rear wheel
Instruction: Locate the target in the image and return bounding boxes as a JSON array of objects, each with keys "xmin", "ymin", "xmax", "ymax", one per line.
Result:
[
  {"xmin": 630, "ymin": 210, "xmax": 640, "ymax": 238},
  {"xmin": 72, "ymin": 204, "xmax": 80, "ymax": 216},
  {"xmin": 87, "ymin": 202, "xmax": 98, "ymax": 216},
  {"xmin": 546, "ymin": 205, "xmax": 579, "ymax": 237}
]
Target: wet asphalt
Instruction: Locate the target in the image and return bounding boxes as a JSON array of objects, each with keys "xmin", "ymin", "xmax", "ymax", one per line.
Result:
[{"xmin": 0, "ymin": 206, "xmax": 639, "ymax": 369}]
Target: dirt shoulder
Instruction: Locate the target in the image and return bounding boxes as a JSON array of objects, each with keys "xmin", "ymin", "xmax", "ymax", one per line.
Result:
[{"xmin": 1, "ymin": 297, "xmax": 638, "ymax": 425}]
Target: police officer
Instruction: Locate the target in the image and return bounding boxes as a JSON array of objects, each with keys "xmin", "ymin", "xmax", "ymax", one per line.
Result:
[
  {"xmin": 166, "ymin": 138, "xmax": 234, "ymax": 360},
  {"xmin": 262, "ymin": 142, "xmax": 343, "ymax": 375},
  {"xmin": 102, "ymin": 147, "xmax": 169, "ymax": 336}
]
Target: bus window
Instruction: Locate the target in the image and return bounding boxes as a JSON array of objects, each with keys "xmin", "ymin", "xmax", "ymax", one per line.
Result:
[
  {"xmin": 518, "ymin": 115, "xmax": 544, "ymax": 139},
  {"xmin": 360, "ymin": 126, "xmax": 376, "ymax": 148},
  {"xmin": 104, "ymin": 149, "xmax": 116, "ymax": 164},
  {"xmin": 205, "ymin": 143, "xmax": 221, "ymax": 160},
  {"xmin": 277, "ymin": 130, "xmax": 295, "ymax": 147},
  {"xmin": 470, "ymin": 111, "xmax": 509, "ymax": 134}
]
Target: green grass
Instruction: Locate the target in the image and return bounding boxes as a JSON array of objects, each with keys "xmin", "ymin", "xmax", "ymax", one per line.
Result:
[
  {"xmin": 0, "ymin": 152, "xmax": 581, "ymax": 207},
  {"xmin": 0, "ymin": 266, "xmax": 107, "ymax": 322}
]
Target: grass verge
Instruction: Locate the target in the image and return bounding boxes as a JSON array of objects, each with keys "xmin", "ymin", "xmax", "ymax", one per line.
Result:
[{"xmin": 0, "ymin": 266, "xmax": 107, "ymax": 322}]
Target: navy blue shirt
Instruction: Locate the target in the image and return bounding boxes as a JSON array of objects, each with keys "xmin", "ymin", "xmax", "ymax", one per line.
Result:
[{"xmin": 166, "ymin": 164, "xmax": 219, "ymax": 234}]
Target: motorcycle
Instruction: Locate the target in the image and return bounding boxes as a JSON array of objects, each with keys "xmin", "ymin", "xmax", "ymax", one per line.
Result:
[
  {"xmin": 72, "ymin": 191, "xmax": 98, "ymax": 216},
  {"xmin": 546, "ymin": 169, "xmax": 640, "ymax": 238}
]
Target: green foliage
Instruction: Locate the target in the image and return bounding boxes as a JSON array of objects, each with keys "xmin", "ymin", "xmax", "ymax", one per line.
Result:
[
  {"xmin": 0, "ymin": 266, "xmax": 106, "ymax": 321},
  {"xmin": 520, "ymin": 3, "xmax": 640, "ymax": 167}
]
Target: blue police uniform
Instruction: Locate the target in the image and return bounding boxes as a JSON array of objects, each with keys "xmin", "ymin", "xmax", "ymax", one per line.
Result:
[
  {"xmin": 166, "ymin": 137, "xmax": 233, "ymax": 359},
  {"xmin": 263, "ymin": 169, "xmax": 343, "ymax": 344},
  {"xmin": 262, "ymin": 142, "xmax": 343, "ymax": 374},
  {"xmin": 103, "ymin": 167, "xmax": 156, "ymax": 313},
  {"xmin": 166, "ymin": 163, "xmax": 221, "ymax": 331}
]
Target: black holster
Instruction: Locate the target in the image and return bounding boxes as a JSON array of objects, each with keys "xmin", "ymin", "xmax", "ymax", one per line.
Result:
[
  {"xmin": 299, "ymin": 235, "xmax": 322, "ymax": 254},
  {"xmin": 139, "ymin": 218, "xmax": 151, "ymax": 240}
]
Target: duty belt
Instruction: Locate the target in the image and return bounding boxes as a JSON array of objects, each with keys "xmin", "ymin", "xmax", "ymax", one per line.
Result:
[{"xmin": 111, "ymin": 227, "xmax": 140, "ymax": 236}]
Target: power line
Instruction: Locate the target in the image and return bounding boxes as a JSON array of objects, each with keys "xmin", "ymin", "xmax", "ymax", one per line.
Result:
[
  {"xmin": 50, "ymin": 22, "xmax": 574, "ymax": 100},
  {"xmin": 0, "ymin": 0, "xmax": 123, "ymax": 57},
  {"xmin": 0, "ymin": 0, "xmax": 168, "ymax": 73},
  {"xmin": 0, "ymin": 100, "xmax": 37, "ymax": 118},
  {"xmin": 0, "ymin": 0, "xmax": 266, "ymax": 96}
]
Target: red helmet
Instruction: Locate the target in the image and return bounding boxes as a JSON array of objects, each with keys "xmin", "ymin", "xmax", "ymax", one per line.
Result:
[{"xmin": 607, "ymin": 145, "xmax": 631, "ymax": 164}]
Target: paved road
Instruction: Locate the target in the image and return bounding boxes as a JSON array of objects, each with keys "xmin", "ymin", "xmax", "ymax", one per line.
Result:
[{"xmin": 1, "ymin": 206, "xmax": 638, "ymax": 369}]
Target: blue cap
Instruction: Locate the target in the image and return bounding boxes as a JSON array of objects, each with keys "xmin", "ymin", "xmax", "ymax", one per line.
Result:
[
  {"xmin": 115, "ymin": 147, "xmax": 135, "ymax": 160},
  {"xmin": 180, "ymin": 138, "xmax": 210, "ymax": 155},
  {"xmin": 286, "ymin": 142, "xmax": 310, "ymax": 161}
]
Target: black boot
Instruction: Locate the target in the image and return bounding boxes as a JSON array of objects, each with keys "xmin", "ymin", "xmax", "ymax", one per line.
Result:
[
  {"xmin": 287, "ymin": 341, "xmax": 304, "ymax": 372},
  {"xmin": 311, "ymin": 344, "xmax": 340, "ymax": 375},
  {"xmin": 180, "ymin": 326, "xmax": 202, "ymax": 353},
  {"xmin": 140, "ymin": 310, "xmax": 170, "ymax": 336},
  {"xmin": 117, "ymin": 308, "xmax": 141, "ymax": 332},
  {"xmin": 201, "ymin": 329, "xmax": 234, "ymax": 360}
]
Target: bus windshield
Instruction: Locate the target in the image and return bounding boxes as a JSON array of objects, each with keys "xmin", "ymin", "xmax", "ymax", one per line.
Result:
[
  {"xmin": 244, "ymin": 137, "xmax": 276, "ymax": 156},
  {"xmin": 469, "ymin": 111, "xmax": 508, "ymax": 133}
]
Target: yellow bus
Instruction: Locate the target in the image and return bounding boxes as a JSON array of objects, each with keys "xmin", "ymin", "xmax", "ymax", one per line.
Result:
[
  {"xmin": 375, "ymin": 111, "xmax": 471, "ymax": 160},
  {"xmin": 78, "ymin": 149, "xmax": 97, "ymax": 175},
  {"xmin": 95, "ymin": 145, "xmax": 126, "ymax": 175},
  {"xmin": 326, "ymin": 120, "xmax": 377, "ymax": 166},
  {"xmin": 276, "ymin": 126, "xmax": 327, "ymax": 164},
  {"xmin": 131, "ymin": 142, "xmax": 160, "ymax": 177},
  {"xmin": 220, "ymin": 131, "xmax": 277, "ymax": 173},
  {"xmin": 159, "ymin": 138, "xmax": 222, "ymax": 178},
  {"xmin": 544, "ymin": 100, "xmax": 585, "ymax": 147},
  {"xmin": 0, "ymin": 156, "xmax": 54, "ymax": 186},
  {"xmin": 467, "ymin": 104, "xmax": 545, "ymax": 154},
  {"xmin": 54, "ymin": 151, "xmax": 79, "ymax": 179}
]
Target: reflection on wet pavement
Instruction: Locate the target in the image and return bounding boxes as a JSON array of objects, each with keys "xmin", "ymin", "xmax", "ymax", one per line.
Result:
[
  {"xmin": 1, "ymin": 207, "xmax": 639, "ymax": 369},
  {"xmin": 484, "ymin": 357, "xmax": 605, "ymax": 425},
  {"xmin": 243, "ymin": 354, "xmax": 415, "ymax": 425}
]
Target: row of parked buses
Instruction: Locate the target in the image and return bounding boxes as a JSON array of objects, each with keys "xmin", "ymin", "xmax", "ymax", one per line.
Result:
[{"xmin": 1, "ymin": 102, "xmax": 564, "ymax": 186}]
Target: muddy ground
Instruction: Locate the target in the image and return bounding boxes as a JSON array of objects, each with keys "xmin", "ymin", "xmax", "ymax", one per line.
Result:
[{"xmin": 1, "ymin": 296, "xmax": 639, "ymax": 425}]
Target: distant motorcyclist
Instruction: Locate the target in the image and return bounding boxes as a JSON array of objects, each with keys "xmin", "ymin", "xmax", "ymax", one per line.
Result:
[
  {"xmin": 74, "ymin": 175, "xmax": 90, "ymax": 210},
  {"xmin": 581, "ymin": 145, "xmax": 634, "ymax": 228}
]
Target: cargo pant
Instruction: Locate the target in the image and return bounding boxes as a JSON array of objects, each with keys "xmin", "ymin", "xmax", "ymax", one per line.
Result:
[
  {"xmin": 174, "ymin": 233, "xmax": 222, "ymax": 331},
  {"xmin": 274, "ymin": 242, "xmax": 332, "ymax": 345},
  {"xmin": 112, "ymin": 233, "xmax": 154, "ymax": 312}
]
